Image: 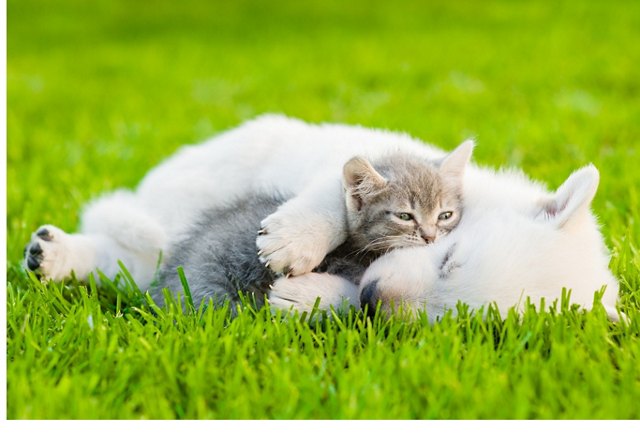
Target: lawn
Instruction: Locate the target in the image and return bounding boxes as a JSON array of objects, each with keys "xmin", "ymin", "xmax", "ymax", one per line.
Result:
[{"xmin": 6, "ymin": 0, "xmax": 640, "ymax": 419}]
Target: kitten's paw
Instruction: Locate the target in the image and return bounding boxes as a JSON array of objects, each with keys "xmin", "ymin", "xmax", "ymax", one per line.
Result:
[
  {"xmin": 267, "ymin": 273, "xmax": 359, "ymax": 314},
  {"xmin": 23, "ymin": 225, "xmax": 80, "ymax": 281},
  {"xmin": 256, "ymin": 211, "xmax": 330, "ymax": 276}
]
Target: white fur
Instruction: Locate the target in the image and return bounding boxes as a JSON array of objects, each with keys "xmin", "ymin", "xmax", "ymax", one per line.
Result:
[
  {"xmin": 255, "ymin": 178, "xmax": 348, "ymax": 275},
  {"xmin": 268, "ymin": 273, "xmax": 359, "ymax": 314},
  {"xmin": 26, "ymin": 115, "xmax": 619, "ymax": 319}
]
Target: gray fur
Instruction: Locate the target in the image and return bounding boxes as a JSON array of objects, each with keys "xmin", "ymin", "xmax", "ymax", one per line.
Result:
[{"xmin": 152, "ymin": 193, "xmax": 372, "ymax": 311}]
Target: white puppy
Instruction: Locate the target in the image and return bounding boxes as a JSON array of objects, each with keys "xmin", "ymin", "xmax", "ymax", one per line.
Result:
[{"xmin": 23, "ymin": 115, "xmax": 619, "ymax": 319}]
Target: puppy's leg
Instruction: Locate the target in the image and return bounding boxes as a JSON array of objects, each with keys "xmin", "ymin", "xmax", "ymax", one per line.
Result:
[
  {"xmin": 257, "ymin": 177, "xmax": 349, "ymax": 276},
  {"xmin": 267, "ymin": 272, "xmax": 359, "ymax": 313},
  {"xmin": 24, "ymin": 190, "xmax": 166, "ymax": 289},
  {"xmin": 24, "ymin": 225, "xmax": 101, "ymax": 282}
]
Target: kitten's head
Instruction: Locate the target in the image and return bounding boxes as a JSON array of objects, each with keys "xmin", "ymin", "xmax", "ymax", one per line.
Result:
[{"xmin": 343, "ymin": 140, "xmax": 473, "ymax": 254}]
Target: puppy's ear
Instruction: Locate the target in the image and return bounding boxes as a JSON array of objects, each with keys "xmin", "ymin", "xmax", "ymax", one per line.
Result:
[
  {"xmin": 343, "ymin": 156, "xmax": 387, "ymax": 211},
  {"xmin": 440, "ymin": 140, "xmax": 474, "ymax": 181},
  {"xmin": 537, "ymin": 165, "xmax": 599, "ymax": 229}
]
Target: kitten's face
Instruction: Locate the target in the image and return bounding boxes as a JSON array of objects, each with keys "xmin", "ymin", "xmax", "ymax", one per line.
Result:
[
  {"xmin": 365, "ymin": 183, "xmax": 462, "ymax": 251},
  {"xmin": 343, "ymin": 141, "xmax": 472, "ymax": 255}
]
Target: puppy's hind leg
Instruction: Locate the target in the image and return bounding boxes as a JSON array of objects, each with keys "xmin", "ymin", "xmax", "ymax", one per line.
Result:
[
  {"xmin": 24, "ymin": 224, "xmax": 102, "ymax": 283},
  {"xmin": 25, "ymin": 190, "xmax": 167, "ymax": 289}
]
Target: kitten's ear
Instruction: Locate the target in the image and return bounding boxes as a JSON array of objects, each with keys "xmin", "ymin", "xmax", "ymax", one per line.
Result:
[
  {"xmin": 440, "ymin": 140, "xmax": 474, "ymax": 180},
  {"xmin": 537, "ymin": 165, "xmax": 599, "ymax": 229},
  {"xmin": 343, "ymin": 156, "xmax": 387, "ymax": 211}
]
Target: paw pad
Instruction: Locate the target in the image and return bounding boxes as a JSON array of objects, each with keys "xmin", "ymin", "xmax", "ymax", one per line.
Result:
[{"xmin": 24, "ymin": 241, "xmax": 44, "ymax": 271}]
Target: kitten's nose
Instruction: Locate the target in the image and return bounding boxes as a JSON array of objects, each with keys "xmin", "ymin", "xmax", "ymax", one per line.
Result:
[
  {"xmin": 360, "ymin": 279, "xmax": 379, "ymax": 314},
  {"xmin": 419, "ymin": 229, "xmax": 436, "ymax": 244}
]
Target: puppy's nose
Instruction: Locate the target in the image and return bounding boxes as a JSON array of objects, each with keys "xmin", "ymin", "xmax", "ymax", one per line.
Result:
[{"xmin": 360, "ymin": 279, "xmax": 379, "ymax": 312}]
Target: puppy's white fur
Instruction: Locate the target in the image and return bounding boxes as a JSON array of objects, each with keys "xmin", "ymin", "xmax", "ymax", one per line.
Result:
[
  {"xmin": 26, "ymin": 115, "xmax": 619, "ymax": 318},
  {"xmin": 268, "ymin": 273, "xmax": 359, "ymax": 313}
]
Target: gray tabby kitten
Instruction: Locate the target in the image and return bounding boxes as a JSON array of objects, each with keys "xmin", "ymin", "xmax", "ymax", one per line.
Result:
[
  {"xmin": 153, "ymin": 146, "xmax": 471, "ymax": 311},
  {"xmin": 153, "ymin": 193, "xmax": 369, "ymax": 312},
  {"xmin": 343, "ymin": 150, "xmax": 468, "ymax": 253}
]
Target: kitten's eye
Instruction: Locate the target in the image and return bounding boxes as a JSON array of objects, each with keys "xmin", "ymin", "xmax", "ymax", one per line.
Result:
[
  {"xmin": 395, "ymin": 212, "xmax": 414, "ymax": 221},
  {"xmin": 438, "ymin": 211, "xmax": 453, "ymax": 221}
]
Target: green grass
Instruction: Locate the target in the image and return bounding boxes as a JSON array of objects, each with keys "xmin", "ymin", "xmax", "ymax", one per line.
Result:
[{"xmin": 6, "ymin": 0, "xmax": 640, "ymax": 419}]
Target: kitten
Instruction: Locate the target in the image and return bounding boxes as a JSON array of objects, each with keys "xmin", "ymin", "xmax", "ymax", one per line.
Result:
[
  {"xmin": 153, "ymin": 148, "xmax": 471, "ymax": 310},
  {"xmin": 342, "ymin": 150, "xmax": 467, "ymax": 254},
  {"xmin": 152, "ymin": 193, "xmax": 368, "ymax": 311}
]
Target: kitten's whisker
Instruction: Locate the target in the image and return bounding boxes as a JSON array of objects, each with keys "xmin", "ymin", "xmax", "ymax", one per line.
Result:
[
  {"xmin": 348, "ymin": 239, "xmax": 387, "ymax": 259},
  {"xmin": 351, "ymin": 234, "xmax": 410, "ymax": 259}
]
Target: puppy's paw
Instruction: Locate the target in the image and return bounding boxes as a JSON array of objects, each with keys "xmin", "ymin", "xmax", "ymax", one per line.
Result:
[
  {"xmin": 267, "ymin": 273, "xmax": 359, "ymax": 314},
  {"xmin": 256, "ymin": 211, "xmax": 330, "ymax": 276},
  {"xmin": 23, "ymin": 225, "xmax": 78, "ymax": 281}
]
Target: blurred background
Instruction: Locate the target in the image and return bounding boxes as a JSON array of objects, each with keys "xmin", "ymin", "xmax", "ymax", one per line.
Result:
[{"xmin": 7, "ymin": 0, "xmax": 640, "ymax": 266}]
